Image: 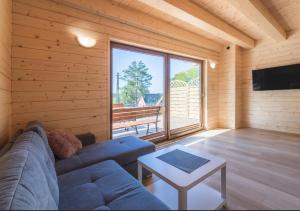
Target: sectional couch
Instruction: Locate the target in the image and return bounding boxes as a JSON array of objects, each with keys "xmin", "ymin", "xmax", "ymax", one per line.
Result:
[{"xmin": 0, "ymin": 121, "xmax": 169, "ymax": 210}]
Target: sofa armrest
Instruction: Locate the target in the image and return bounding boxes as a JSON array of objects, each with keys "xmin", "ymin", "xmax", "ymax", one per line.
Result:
[{"xmin": 76, "ymin": 132, "xmax": 96, "ymax": 147}]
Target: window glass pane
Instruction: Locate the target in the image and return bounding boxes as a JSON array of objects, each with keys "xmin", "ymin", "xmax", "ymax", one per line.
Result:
[
  {"xmin": 170, "ymin": 58, "xmax": 201, "ymax": 131},
  {"xmin": 112, "ymin": 47, "xmax": 165, "ymax": 139}
]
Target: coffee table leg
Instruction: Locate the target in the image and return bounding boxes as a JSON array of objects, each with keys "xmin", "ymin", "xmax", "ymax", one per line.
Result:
[
  {"xmin": 221, "ymin": 165, "xmax": 226, "ymax": 205},
  {"xmin": 178, "ymin": 189, "xmax": 187, "ymax": 210},
  {"xmin": 138, "ymin": 162, "xmax": 143, "ymax": 183}
]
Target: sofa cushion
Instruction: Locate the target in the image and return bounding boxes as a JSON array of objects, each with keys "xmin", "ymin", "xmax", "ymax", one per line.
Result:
[
  {"xmin": 56, "ymin": 136, "xmax": 155, "ymax": 175},
  {"xmin": 58, "ymin": 160, "xmax": 140, "ymax": 202},
  {"xmin": 58, "ymin": 160, "xmax": 168, "ymax": 210},
  {"xmin": 0, "ymin": 150, "xmax": 58, "ymax": 210},
  {"xmin": 24, "ymin": 120, "xmax": 55, "ymax": 164},
  {"xmin": 11, "ymin": 131, "xmax": 59, "ymax": 205},
  {"xmin": 107, "ymin": 186, "xmax": 169, "ymax": 210},
  {"xmin": 59, "ymin": 183, "xmax": 107, "ymax": 210}
]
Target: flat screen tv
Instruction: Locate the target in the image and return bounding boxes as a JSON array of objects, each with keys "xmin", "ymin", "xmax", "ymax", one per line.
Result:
[{"xmin": 252, "ymin": 64, "xmax": 300, "ymax": 91}]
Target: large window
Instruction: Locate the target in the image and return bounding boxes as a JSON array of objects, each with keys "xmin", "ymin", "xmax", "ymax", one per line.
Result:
[{"xmin": 111, "ymin": 43, "xmax": 203, "ymax": 141}]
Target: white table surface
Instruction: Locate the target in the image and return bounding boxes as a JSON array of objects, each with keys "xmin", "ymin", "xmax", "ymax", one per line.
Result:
[{"xmin": 138, "ymin": 144, "xmax": 226, "ymax": 190}]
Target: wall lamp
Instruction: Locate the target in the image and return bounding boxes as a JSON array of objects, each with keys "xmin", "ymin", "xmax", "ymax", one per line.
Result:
[
  {"xmin": 209, "ymin": 60, "xmax": 217, "ymax": 69},
  {"xmin": 77, "ymin": 35, "xmax": 97, "ymax": 48}
]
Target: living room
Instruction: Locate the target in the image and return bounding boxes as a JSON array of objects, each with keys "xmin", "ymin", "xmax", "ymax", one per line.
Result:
[{"xmin": 0, "ymin": 0, "xmax": 300, "ymax": 210}]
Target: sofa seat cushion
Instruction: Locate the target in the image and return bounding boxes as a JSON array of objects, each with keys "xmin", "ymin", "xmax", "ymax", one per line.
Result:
[
  {"xmin": 58, "ymin": 160, "xmax": 140, "ymax": 203},
  {"xmin": 59, "ymin": 183, "xmax": 108, "ymax": 210},
  {"xmin": 58, "ymin": 160, "xmax": 168, "ymax": 210},
  {"xmin": 108, "ymin": 187, "xmax": 169, "ymax": 210},
  {"xmin": 56, "ymin": 136, "xmax": 155, "ymax": 175}
]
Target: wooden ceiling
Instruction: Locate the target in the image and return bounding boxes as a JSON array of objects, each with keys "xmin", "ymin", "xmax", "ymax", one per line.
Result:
[
  {"xmin": 263, "ymin": 0, "xmax": 300, "ymax": 31},
  {"xmin": 192, "ymin": 0, "xmax": 267, "ymax": 40},
  {"xmin": 113, "ymin": 0, "xmax": 300, "ymax": 48}
]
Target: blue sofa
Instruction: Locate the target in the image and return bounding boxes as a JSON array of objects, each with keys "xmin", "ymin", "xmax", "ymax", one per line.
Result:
[{"xmin": 0, "ymin": 122, "xmax": 169, "ymax": 210}]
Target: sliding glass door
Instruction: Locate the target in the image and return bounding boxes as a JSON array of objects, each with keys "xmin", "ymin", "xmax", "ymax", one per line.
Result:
[
  {"xmin": 111, "ymin": 42, "xmax": 203, "ymax": 142},
  {"xmin": 169, "ymin": 57, "xmax": 202, "ymax": 137}
]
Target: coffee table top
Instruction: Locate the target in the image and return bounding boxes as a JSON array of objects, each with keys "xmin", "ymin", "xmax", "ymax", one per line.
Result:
[{"xmin": 138, "ymin": 145, "xmax": 226, "ymax": 190}]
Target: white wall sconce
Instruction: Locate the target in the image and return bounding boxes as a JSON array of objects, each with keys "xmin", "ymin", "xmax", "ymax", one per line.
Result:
[
  {"xmin": 77, "ymin": 35, "xmax": 97, "ymax": 48},
  {"xmin": 209, "ymin": 60, "xmax": 217, "ymax": 70}
]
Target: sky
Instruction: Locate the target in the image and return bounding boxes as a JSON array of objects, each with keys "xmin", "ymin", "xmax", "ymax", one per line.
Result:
[{"xmin": 112, "ymin": 48, "xmax": 200, "ymax": 94}]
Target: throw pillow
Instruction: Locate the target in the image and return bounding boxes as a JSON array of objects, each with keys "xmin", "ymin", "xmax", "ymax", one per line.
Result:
[{"xmin": 47, "ymin": 129, "xmax": 82, "ymax": 159}]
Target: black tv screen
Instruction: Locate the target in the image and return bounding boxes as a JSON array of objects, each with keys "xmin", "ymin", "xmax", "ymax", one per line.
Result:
[{"xmin": 252, "ymin": 64, "xmax": 300, "ymax": 91}]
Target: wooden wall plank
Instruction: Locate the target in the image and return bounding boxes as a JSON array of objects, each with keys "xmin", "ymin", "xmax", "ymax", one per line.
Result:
[
  {"xmin": 12, "ymin": 58, "xmax": 103, "ymax": 74},
  {"xmin": 12, "ymin": 90, "xmax": 103, "ymax": 102},
  {"xmin": 13, "ymin": 35, "xmax": 105, "ymax": 56},
  {"xmin": 12, "ymin": 69, "xmax": 104, "ymax": 82},
  {"xmin": 12, "ymin": 81, "xmax": 107, "ymax": 91},
  {"xmin": 12, "ymin": 47, "xmax": 106, "ymax": 65},
  {"xmin": 12, "ymin": 99, "xmax": 106, "ymax": 113}
]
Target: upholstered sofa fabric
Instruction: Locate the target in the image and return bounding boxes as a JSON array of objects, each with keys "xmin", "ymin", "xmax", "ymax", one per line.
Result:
[
  {"xmin": 58, "ymin": 160, "xmax": 169, "ymax": 210},
  {"xmin": 55, "ymin": 136, "xmax": 155, "ymax": 175},
  {"xmin": 0, "ymin": 132, "xmax": 59, "ymax": 210},
  {"xmin": 24, "ymin": 120, "xmax": 55, "ymax": 163},
  {"xmin": 0, "ymin": 142, "xmax": 13, "ymax": 157}
]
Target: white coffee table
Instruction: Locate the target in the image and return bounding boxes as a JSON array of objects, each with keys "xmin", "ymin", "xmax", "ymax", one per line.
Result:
[{"xmin": 138, "ymin": 145, "xmax": 226, "ymax": 210}]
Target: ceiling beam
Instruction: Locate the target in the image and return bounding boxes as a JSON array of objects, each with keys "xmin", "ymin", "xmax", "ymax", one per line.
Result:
[
  {"xmin": 58, "ymin": 0, "xmax": 222, "ymax": 52},
  {"xmin": 137, "ymin": 0, "xmax": 255, "ymax": 48},
  {"xmin": 228, "ymin": 0, "xmax": 286, "ymax": 41}
]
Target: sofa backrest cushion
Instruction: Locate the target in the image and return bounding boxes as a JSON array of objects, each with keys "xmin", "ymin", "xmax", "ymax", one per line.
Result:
[
  {"xmin": 12, "ymin": 131, "xmax": 59, "ymax": 202},
  {"xmin": 0, "ymin": 150, "xmax": 58, "ymax": 210},
  {"xmin": 24, "ymin": 120, "xmax": 55, "ymax": 164}
]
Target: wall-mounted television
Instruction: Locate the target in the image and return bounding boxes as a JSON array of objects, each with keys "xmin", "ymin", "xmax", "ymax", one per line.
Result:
[{"xmin": 252, "ymin": 64, "xmax": 300, "ymax": 91}]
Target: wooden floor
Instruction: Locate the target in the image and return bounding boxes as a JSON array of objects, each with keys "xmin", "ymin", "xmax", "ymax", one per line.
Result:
[{"xmin": 144, "ymin": 128, "xmax": 300, "ymax": 210}]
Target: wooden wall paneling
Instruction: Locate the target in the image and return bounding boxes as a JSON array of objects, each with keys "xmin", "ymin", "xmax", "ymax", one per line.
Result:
[
  {"xmin": 13, "ymin": 0, "xmax": 219, "ymax": 61},
  {"xmin": 218, "ymin": 44, "xmax": 236, "ymax": 129},
  {"xmin": 217, "ymin": 44, "xmax": 243, "ymax": 129},
  {"xmin": 235, "ymin": 45, "xmax": 242, "ymax": 128},
  {"xmin": 241, "ymin": 30, "xmax": 300, "ymax": 134},
  {"xmin": 0, "ymin": 0, "xmax": 12, "ymax": 147},
  {"xmin": 12, "ymin": 0, "xmax": 221, "ymax": 140},
  {"xmin": 206, "ymin": 61, "xmax": 219, "ymax": 129}
]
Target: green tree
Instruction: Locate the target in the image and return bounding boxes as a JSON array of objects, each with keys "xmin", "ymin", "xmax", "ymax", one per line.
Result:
[
  {"xmin": 120, "ymin": 61, "xmax": 152, "ymax": 106},
  {"xmin": 172, "ymin": 66, "xmax": 199, "ymax": 82}
]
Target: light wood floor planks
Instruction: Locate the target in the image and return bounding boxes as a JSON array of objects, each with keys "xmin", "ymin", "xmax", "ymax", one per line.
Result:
[{"xmin": 144, "ymin": 128, "xmax": 300, "ymax": 210}]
